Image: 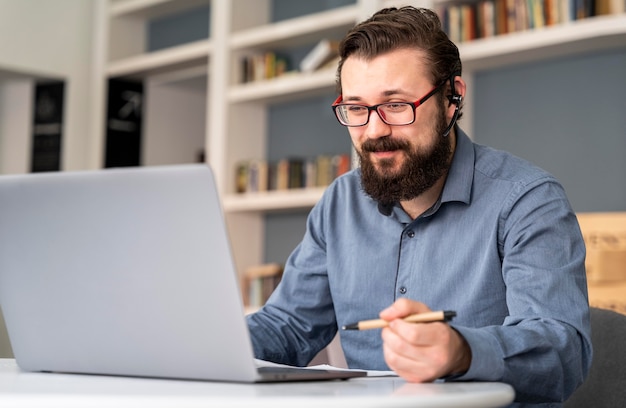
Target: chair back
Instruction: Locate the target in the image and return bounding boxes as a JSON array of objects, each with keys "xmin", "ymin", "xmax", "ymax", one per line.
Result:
[{"xmin": 565, "ymin": 307, "xmax": 626, "ymax": 407}]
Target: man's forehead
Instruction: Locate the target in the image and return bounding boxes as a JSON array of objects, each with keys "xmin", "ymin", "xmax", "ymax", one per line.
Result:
[
  {"xmin": 340, "ymin": 51, "xmax": 432, "ymax": 99},
  {"xmin": 341, "ymin": 49, "xmax": 430, "ymax": 79}
]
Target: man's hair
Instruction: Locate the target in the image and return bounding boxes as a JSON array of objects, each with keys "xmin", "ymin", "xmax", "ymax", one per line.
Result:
[{"xmin": 336, "ymin": 7, "xmax": 462, "ymax": 97}]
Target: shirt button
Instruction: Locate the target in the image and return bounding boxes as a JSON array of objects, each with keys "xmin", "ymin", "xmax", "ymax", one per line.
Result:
[
  {"xmin": 407, "ymin": 230, "xmax": 415, "ymax": 238},
  {"xmin": 399, "ymin": 286, "xmax": 407, "ymax": 294}
]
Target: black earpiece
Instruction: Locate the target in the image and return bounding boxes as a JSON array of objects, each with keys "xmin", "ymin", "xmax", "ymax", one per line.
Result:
[{"xmin": 450, "ymin": 94, "xmax": 462, "ymax": 105}]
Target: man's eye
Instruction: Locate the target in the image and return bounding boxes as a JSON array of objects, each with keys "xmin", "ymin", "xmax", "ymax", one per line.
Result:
[
  {"xmin": 384, "ymin": 103, "xmax": 409, "ymax": 111},
  {"xmin": 347, "ymin": 106, "xmax": 367, "ymax": 113}
]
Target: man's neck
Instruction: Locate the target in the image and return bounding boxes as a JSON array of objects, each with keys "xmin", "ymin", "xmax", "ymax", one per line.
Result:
[{"xmin": 399, "ymin": 175, "xmax": 446, "ymax": 219}]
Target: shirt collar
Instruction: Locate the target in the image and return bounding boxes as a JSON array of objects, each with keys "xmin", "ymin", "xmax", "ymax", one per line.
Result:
[{"xmin": 440, "ymin": 127, "xmax": 474, "ymax": 206}]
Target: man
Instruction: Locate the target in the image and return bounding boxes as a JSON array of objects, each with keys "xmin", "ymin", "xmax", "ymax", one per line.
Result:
[{"xmin": 247, "ymin": 6, "xmax": 591, "ymax": 405}]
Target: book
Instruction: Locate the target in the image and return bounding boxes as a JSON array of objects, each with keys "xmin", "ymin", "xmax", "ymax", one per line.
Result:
[
  {"xmin": 448, "ymin": 5, "xmax": 462, "ymax": 42},
  {"xmin": 332, "ymin": 154, "xmax": 351, "ymax": 178},
  {"xmin": 610, "ymin": 0, "xmax": 625, "ymax": 13},
  {"xmin": 595, "ymin": 0, "xmax": 611, "ymax": 14},
  {"xmin": 246, "ymin": 159, "xmax": 268, "ymax": 192},
  {"xmin": 288, "ymin": 158, "xmax": 305, "ymax": 189},
  {"xmin": 304, "ymin": 157, "xmax": 318, "ymax": 188},
  {"xmin": 300, "ymin": 39, "xmax": 340, "ymax": 73},
  {"xmin": 240, "ymin": 52, "xmax": 290, "ymax": 83},
  {"xmin": 276, "ymin": 159, "xmax": 290, "ymax": 190},
  {"xmin": 316, "ymin": 155, "xmax": 333, "ymax": 187},
  {"xmin": 235, "ymin": 162, "xmax": 248, "ymax": 193}
]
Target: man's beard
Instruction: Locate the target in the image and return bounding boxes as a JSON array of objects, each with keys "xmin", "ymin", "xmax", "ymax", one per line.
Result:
[{"xmin": 358, "ymin": 109, "xmax": 452, "ymax": 206}]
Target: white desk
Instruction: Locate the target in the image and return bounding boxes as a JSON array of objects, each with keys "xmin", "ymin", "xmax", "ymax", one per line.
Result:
[{"xmin": 0, "ymin": 359, "xmax": 514, "ymax": 408}]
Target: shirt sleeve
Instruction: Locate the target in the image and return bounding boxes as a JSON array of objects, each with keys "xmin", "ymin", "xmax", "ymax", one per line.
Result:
[
  {"xmin": 449, "ymin": 177, "xmax": 593, "ymax": 403},
  {"xmin": 246, "ymin": 199, "xmax": 337, "ymax": 367}
]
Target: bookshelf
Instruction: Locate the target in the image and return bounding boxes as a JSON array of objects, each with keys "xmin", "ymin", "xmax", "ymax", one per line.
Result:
[
  {"xmin": 93, "ymin": 0, "xmax": 626, "ymax": 279},
  {"xmin": 459, "ymin": 12, "xmax": 626, "ymax": 71}
]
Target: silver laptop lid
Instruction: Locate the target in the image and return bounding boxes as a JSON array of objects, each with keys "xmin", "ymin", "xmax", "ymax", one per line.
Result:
[{"xmin": 0, "ymin": 164, "xmax": 260, "ymax": 382}]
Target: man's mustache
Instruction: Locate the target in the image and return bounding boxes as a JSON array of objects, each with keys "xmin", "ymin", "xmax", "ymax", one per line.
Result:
[{"xmin": 361, "ymin": 137, "xmax": 410, "ymax": 153}]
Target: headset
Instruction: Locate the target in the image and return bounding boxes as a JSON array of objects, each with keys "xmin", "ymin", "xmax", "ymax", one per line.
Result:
[{"xmin": 443, "ymin": 73, "xmax": 462, "ymax": 137}]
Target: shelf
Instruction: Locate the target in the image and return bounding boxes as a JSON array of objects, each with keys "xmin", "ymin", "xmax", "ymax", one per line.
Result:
[
  {"xmin": 222, "ymin": 187, "xmax": 326, "ymax": 213},
  {"xmin": 107, "ymin": 39, "xmax": 211, "ymax": 79},
  {"xmin": 228, "ymin": 68, "xmax": 336, "ymax": 104},
  {"xmin": 460, "ymin": 14, "xmax": 626, "ymax": 71},
  {"xmin": 230, "ymin": 5, "xmax": 358, "ymax": 50},
  {"xmin": 110, "ymin": 0, "xmax": 210, "ymax": 18},
  {"xmin": 0, "ymin": 65, "xmax": 64, "ymax": 82}
]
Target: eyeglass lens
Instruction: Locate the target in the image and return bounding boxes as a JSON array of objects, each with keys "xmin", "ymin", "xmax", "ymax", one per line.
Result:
[{"xmin": 335, "ymin": 103, "xmax": 414, "ymax": 126}]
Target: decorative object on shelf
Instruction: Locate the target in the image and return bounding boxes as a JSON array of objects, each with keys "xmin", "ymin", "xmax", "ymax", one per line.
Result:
[
  {"xmin": 105, "ymin": 79, "xmax": 143, "ymax": 168},
  {"xmin": 242, "ymin": 263, "xmax": 284, "ymax": 308},
  {"xmin": 300, "ymin": 39, "xmax": 340, "ymax": 73},
  {"xmin": 31, "ymin": 81, "xmax": 65, "ymax": 172}
]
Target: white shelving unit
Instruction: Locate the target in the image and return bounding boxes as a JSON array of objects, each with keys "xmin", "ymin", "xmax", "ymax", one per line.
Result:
[
  {"xmin": 93, "ymin": 0, "xmax": 626, "ymax": 278},
  {"xmin": 97, "ymin": 0, "xmax": 211, "ymax": 170}
]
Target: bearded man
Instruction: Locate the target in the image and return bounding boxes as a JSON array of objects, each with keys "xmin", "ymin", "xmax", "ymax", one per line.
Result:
[{"xmin": 247, "ymin": 7, "xmax": 591, "ymax": 406}]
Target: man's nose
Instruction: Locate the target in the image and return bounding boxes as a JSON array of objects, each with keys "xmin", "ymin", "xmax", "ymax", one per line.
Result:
[{"xmin": 363, "ymin": 109, "xmax": 391, "ymax": 139}]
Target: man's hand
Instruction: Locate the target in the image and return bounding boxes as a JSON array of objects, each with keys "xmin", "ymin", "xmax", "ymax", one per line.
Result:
[{"xmin": 380, "ymin": 298, "xmax": 471, "ymax": 382}]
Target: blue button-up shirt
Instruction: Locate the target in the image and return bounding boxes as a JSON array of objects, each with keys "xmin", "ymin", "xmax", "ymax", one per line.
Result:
[{"xmin": 247, "ymin": 129, "xmax": 592, "ymax": 405}]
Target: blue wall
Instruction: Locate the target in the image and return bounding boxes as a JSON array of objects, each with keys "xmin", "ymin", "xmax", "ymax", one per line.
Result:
[
  {"xmin": 148, "ymin": 6, "xmax": 210, "ymax": 51},
  {"xmin": 473, "ymin": 47, "xmax": 626, "ymax": 212}
]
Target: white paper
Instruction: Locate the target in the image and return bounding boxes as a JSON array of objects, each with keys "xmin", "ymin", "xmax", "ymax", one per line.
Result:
[{"xmin": 255, "ymin": 359, "xmax": 397, "ymax": 377}]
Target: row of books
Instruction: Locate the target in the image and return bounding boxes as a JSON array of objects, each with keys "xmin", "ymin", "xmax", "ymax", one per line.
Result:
[
  {"xmin": 438, "ymin": 0, "xmax": 624, "ymax": 43},
  {"xmin": 239, "ymin": 38, "xmax": 340, "ymax": 84},
  {"xmin": 241, "ymin": 263, "xmax": 283, "ymax": 308},
  {"xmin": 235, "ymin": 154, "xmax": 351, "ymax": 194},
  {"xmin": 240, "ymin": 52, "xmax": 290, "ymax": 83}
]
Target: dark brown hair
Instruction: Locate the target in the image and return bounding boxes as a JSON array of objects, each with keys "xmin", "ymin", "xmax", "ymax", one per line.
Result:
[{"xmin": 336, "ymin": 7, "xmax": 462, "ymax": 98}]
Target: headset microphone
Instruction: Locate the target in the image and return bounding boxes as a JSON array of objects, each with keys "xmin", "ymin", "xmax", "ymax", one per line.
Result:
[{"xmin": 377, "ymin": 201, "xmax": 394, "ymax": 216}]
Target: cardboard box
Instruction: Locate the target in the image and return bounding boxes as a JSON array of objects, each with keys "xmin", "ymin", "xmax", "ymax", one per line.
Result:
[
  {"xmin": 577, "ymin": 212, "xmax": 626, "ymax": 314},
  {"xmin": 577, "ymin": 212, "xmax": 626, "ymax": 283}
]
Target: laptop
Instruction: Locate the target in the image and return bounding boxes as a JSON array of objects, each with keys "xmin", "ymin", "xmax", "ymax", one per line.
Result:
[{"xmin": 0, "ymin": 164, "xmax": 365, "ymax": 382}]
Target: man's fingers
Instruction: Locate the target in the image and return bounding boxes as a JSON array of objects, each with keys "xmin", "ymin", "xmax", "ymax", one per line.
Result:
[{"xmin": 379, "ymin": 298, "xmax": 430, "ymax": 320}]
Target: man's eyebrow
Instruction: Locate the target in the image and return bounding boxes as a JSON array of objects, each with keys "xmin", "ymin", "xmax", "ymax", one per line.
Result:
[
  {"xmin": 382, "ymin": 89, "xmax": 405, "ymax": 96},
  {"xmin": 341, "ymin": 95, "xmax": 363, "ymax": 102},
  {"xmin": 342, "ymin": 90, "xmax": 407, "ymax": 102}
]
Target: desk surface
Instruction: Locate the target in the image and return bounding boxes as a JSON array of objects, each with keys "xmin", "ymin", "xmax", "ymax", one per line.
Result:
[{"xmin": 0, "ymin": 359, "xmax": 514, "ymax": 408}]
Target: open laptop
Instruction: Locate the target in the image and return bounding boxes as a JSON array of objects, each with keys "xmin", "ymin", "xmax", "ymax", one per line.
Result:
[{"xmin": 0, "ymin": 164, "xmax": 365, "ymax": 382}]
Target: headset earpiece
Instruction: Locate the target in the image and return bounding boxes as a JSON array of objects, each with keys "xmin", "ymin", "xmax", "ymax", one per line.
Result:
[{"xmin": 447, "ymin": 93, "xmax": 462, "ymax": 106}]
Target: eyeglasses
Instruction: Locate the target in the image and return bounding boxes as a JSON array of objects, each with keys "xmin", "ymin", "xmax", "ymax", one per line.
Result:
[{"xmin": 331, "ymin": 81, "xmax": 445, "ymax": 127}]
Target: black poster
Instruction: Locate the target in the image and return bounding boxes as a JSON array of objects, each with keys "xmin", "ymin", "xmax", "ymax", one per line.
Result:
[
  {"xmin": 31, "ymin": 82, "xmax": 64, "ymax": 172},
  {"xmin": 105, "ymin": 79, "xmax": 143, "ymax": 168}
]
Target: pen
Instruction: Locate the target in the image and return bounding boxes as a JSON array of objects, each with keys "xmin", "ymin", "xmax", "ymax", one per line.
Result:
[{"xmin": 342, "ymin": 310, "xmax": 456, "ymax": 331}]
